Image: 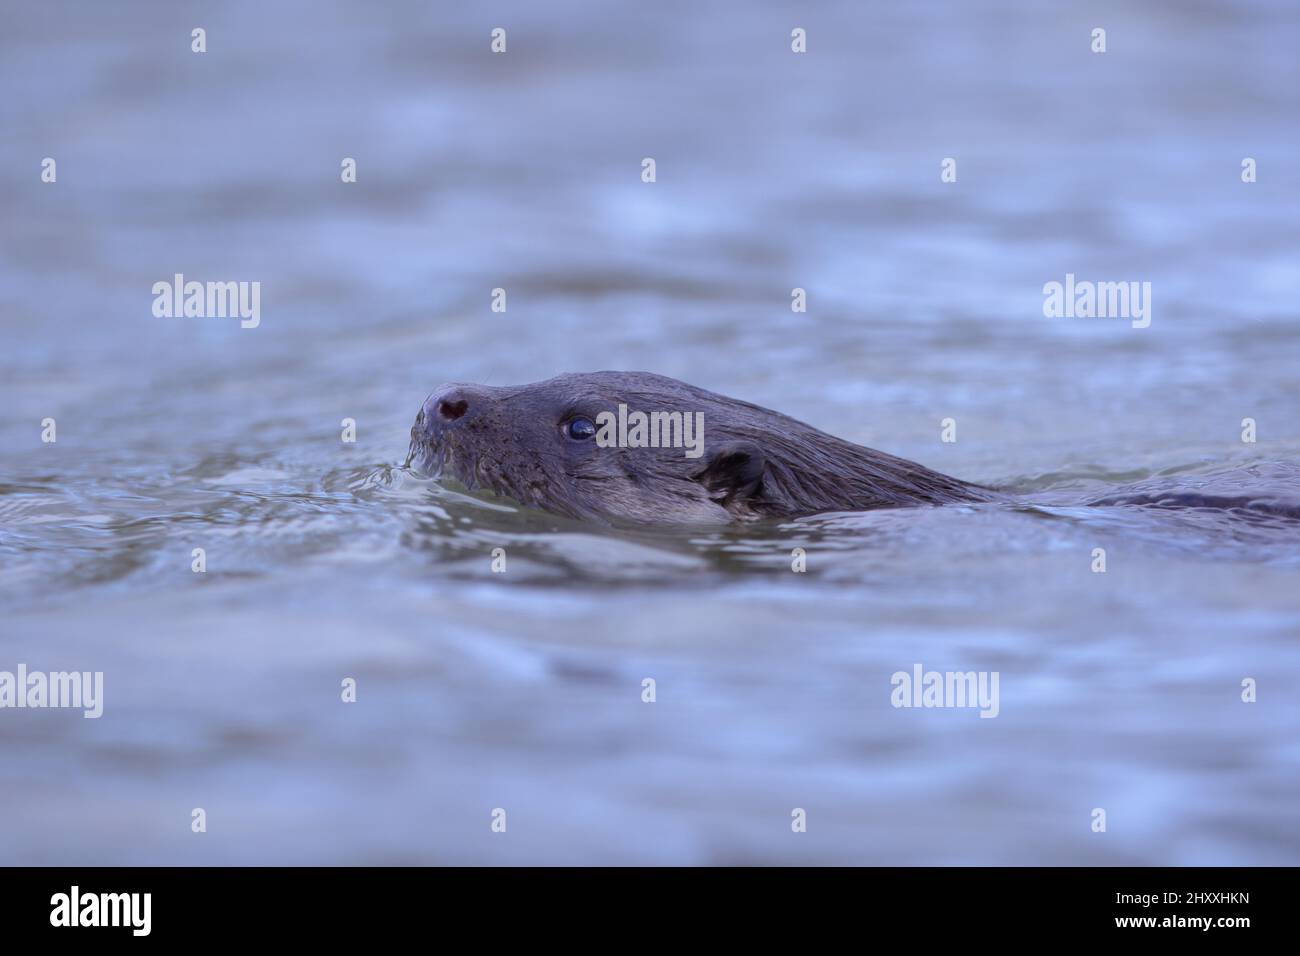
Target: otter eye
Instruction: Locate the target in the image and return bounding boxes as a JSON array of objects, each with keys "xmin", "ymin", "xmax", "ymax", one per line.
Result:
[{"xmin": 564, "ymin": 417, "xmax": 597, "ymax": 441}]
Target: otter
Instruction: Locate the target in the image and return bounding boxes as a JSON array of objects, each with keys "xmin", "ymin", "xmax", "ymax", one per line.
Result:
[{"xmin": 406, "ymin": 371, "xmax": 992, "ymax": 524}]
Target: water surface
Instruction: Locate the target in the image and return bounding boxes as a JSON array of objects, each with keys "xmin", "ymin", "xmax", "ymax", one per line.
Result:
[{"xmin": 2, "ymin": 0, "xmax": 1298, "ymax": 864}]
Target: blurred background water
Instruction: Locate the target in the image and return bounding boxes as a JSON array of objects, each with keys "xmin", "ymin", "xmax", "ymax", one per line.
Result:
[{"xmin": 1, "ymin": 0, "xmax": 1298, "ymax": 864}]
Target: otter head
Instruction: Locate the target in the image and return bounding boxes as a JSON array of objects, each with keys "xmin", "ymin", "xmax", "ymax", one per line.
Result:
[
  {"xmin": 407, "ymin": 370, "xmax": 985, "ymax": 524},
  {"xmin": 406, "ymin": 371, "xmax": 773, "ymax": 525}
]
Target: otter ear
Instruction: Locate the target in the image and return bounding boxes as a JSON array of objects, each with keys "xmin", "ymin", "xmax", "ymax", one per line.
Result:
[{"xmin": 694, "ymin": 441, "xmax": 765, "ymax": 505}]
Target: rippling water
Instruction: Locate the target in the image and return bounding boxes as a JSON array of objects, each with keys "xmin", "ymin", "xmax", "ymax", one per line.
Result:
[{"xmin": 2, "ymin": 0, "xmax": 1299, "ymax": 864}]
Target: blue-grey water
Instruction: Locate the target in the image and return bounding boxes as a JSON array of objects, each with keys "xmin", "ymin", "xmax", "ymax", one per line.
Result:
[{"xmin": 1, "ymin": 0, "xmax": 1298, "ymax": 864}]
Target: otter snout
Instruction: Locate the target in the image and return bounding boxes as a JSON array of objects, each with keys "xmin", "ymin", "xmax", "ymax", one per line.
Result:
[
  {"xmin": 408, "ymin": 384, "xmax": 493, "ymax": 477},
  {"xmin": 408, "ymin": 382, "xmax": 511, "ymax": 479},
  {"xmin": 417, "ymin": 384, "xmax": 489, "ymax": 440}
]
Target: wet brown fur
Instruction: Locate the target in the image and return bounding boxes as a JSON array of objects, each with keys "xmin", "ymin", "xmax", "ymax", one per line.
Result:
[{"xmin": 407, "ymin": 371, "xmax": 991, "ymax": 525}]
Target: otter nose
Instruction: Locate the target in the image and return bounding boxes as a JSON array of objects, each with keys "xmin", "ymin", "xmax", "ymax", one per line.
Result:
[
  {"xmin": 419, "ymin": 384, "xmax": 482, "ymax": 437},
  {"xmin": 436, "ymin": 395, "xmax": 469, "ymax": 421}
]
